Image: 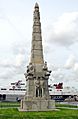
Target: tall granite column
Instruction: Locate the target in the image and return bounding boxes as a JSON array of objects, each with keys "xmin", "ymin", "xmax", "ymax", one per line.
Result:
[{"xmin": 20, "ymin": 3, "xmax": 55, "ymax": 111}]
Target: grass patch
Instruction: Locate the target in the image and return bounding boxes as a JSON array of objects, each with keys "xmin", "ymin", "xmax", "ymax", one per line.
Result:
[
  {"xmin": 0, "ymin": 108, "xmax": 78, "ymax": 119},
  {"xmin": 56, "ymin": 103, "xmax": 78, "ymax": 108},
  {"xmin": 0, "ymin": 102, "xmax": 20, "ymax": 108},
  {"xmin": 0, "ymin": 102, "xmax": 78, "ymax": 108},
  {"xmin": 0, "ymin": 102, "xmax": 78, "ymax": 118}
]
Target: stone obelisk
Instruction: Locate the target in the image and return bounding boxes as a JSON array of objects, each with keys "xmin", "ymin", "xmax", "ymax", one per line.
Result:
[{"xmin": 20, "ymin": 3, "xmax": 55, "ymax": 111}]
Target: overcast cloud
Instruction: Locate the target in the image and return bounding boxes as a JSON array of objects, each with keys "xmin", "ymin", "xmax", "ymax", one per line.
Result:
[
  {"xmin": 48, "ymin": 12, "xmax": 78, "ymax": 47},
  {"xmin": 0, "ymin": 0, "xmax": 78, "ymax": 89}
]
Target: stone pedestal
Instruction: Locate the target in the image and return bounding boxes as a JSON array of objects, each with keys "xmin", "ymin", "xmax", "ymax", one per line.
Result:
[{"xmin": 20, "ymin": 99, "xmax": 55, "ymax": 111}]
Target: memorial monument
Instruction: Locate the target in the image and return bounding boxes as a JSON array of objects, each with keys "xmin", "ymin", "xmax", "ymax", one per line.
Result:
[{"xmin": 20, "ymin": 3, "xmax": 55, "ymax": 111}]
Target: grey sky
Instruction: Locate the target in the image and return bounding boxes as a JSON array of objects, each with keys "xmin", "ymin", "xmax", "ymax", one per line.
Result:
[{"xmin": 0, "ymin": 0, "xmax": 78, "ymax": 89}]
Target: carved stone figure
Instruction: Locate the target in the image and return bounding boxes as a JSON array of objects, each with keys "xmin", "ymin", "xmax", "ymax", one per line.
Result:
[{"xmin": 43, "ymin": 61, "xmax": 48, "ymax": 71}]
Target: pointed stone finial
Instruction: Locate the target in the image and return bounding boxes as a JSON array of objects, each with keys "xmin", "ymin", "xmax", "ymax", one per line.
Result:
[
  {"xmin": 31, "ymin": 2, "xmax": 43, "ymax": 64},
  {"xmin": 34, "ymin": 2, "xmax": 39, "ymax": 12},
  {"xmin": 35, "ymin": 2, "xmax": 39, "ymax": 8}
]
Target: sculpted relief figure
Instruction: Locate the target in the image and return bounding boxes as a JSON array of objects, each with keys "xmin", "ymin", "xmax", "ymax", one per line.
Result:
[
  {"xmin": 43, "ymin": 61, "xmax": 51, "ymax": 79},
  {"xmin": 35, "ymin": 78, "xmax": 40, "ymax": 88},
  {"xmin": 27, "ymin": 63, "xmax": 34, "ymax": 75},
  {"xmin": 35, "ymin": 77, "xmax": 45, "ymax": 97},
  {"xmin": 24, "ymin": 63, "xmax": 35, "ymax": 80},
  {"xmin": 43, "ymin": 61, "xmax": 48, "ymax": 71}
]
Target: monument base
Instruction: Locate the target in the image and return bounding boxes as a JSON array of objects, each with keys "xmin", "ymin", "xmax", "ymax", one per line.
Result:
[{"xmin": 19, "ymin": 99, "xmax": 55, "ymax": 111}]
